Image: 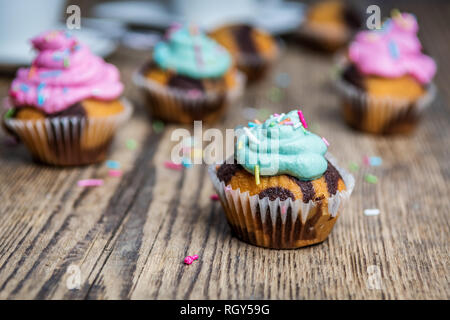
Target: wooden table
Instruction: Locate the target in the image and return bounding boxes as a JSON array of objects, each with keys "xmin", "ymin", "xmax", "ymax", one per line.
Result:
[{"xmin": 0, "ymin": 0, "xmax": 448, "ymax": 300}]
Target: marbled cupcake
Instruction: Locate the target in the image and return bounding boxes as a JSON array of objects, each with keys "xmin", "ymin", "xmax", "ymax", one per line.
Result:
[
  {"xmin": 133, "ymin": 25, "xmax": 244, "ymax": 124},
  {"xmin": 335, "ymin": 12, "xmax": 437, "ymax": 134},
  {"xmin": 298, "ymin": 0, "xmax": 362, "ymax": 52},
  {"xmin": 209, "ymin": 110, "xmax": 354, "ymax": 249},
  {"xmin": 3, "ymin": 30, "xmax": 131, "ymax": 166},
  {"xmin": 209, "ymin": 24, "xmax": 279, "ymax": 83}
]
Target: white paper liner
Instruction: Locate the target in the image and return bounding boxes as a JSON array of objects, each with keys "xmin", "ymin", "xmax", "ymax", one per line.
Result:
[
  {"xmin": 334, "ymin": 64, "xmax": 436, "ymax": 134},
  {"xmin": 208, "ymin": 153, "xmax": 355, "ymax": 249},
  {"xmin": 133, "ymin": 68, "xmax": 245, "ymax": 123},
  {"xmin": 3, "ymin": 98, "xmax": 132, "ymax": 166}
]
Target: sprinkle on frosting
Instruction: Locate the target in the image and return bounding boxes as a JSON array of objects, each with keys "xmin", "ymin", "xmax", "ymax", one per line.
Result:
[
  {"xmin": 153, "ymin": 25, "xmax": 231, "ymax": 79},
  {"xmin": 348, "ymin": 12, "xmax": 436, "ymax": 84},
  {"xmin": 235, "ymin": 109, "xmax": 328, "ymax": 181},
  {"xmin": 9, "ymin": 30, "xmax": 123, "ymax": 114}
]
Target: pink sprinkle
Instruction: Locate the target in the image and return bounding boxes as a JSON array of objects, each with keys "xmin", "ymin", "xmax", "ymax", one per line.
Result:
[
  {"xmin": 284, "ymin": 121, "xmax": 294, "ymax": 126},
  {"xmin": 322, "ymin": 137, "xmax": 330, "ymax": 146},
  {"xmin": 281, "ymin": 206, "xmax": 287, "ymax": 214},
  {"xmin": 184, "ymin": 256, "xmax": 194, "ymax": 264},
  {"xmin": 297, "ymin": 110, "xmax": 308, "ymax": 129},
  {"xmin": 77, "ymin": 179, "xmax": 103, "ymax": 187},
  {"xmin": 225, "ymin": 186, "xmax": 232, "ymax": 192},
  {"xmin": 363, "ymin": 155, "xmax": 370, "ymax": 166},
  {"xmin": 210, "ymin": 194, "xmax": 219, "ymax": 201},
  {"xmin": 192, "ymin": 255, "xmax": 199, "ymax": 261},
  {"xmin": 108, "ymin": 169, "xmax": 122, "ymax": 177},
  {"xmin": 164, "ymin": 161, "xmax": 183, "ymax": 170},
  {"xmin": 273, "ymin": 113, "xmax": 280, "ymax": 117}
]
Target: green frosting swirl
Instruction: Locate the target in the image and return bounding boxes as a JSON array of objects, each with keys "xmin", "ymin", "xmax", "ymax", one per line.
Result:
[
  {"xmin": 153, "ymin": 26, "xmax": 231, "ymax": 79},
  {"xmin": 235, "ymin": 110, "xmax": 328, "ymax": 181}
]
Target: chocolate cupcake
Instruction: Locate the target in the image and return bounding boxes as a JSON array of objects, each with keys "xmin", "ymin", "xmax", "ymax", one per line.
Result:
[
  {"xmin": 297, "ymin": 0, "xmax": 362, "ymax": 52},
  {"xmin": 133, "ymin": 25, "xmax": 244, "ymax": 124},
  {"xmin": 335, "ymin": 12, "xmax": 437, "ymax": 134},
  {"xmin": 209, "ymin": 110, "xmax": 354, "ymax": 249},
  {"xmin": 3, "ymin": 30, "xmax": 131, "ymax": 166},
  {"xmin": 209, "ymin": 24, "xmax": 279, "ymax": 83}
]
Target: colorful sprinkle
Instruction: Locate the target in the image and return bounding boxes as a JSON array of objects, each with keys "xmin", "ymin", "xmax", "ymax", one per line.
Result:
[
  {"xmin": 20, "ymin": 84, "xmax": 29, "ymax": 92},
  {"xmin": 348, "ymin": 162, "xmax": 359, "ymax": 172},
  {"xmin": 248, "ymin": 121, "xmax": 257, "ymax": 127},
  {"xmin": 106, "ymin": 160, "xmax": 120, "ymax": 169},
  {"xmin": 182, "ymin": 158, "xmax": 192, "ymax": 168},
  {"xmin": 364, "ymin": 208, "xmax": 380, "ymax": 216},
  {"xmin": 281, "ymin": 206, "xmax": 287, "ymax": 214},
  {"xmin": 40, "ymin": 70, "xmax": 62, "ymax": 78},
  {"xmin": 268, "ymin": 87, "xmax": 283, "ymax": 102},
  {"xmin": 4, "ymin": 108, "xmax": 15, "ymax": 119},
  {"xmin": 224, "ymin": 185, "xmax": 232, "ymax": 192},
  {"xmin": 243, "ymin": 127, "xmax": 259, "ymax": 145},
  {"xmin": 77, "ymin": 179, "xmax": 104, "ymax": 187},
  {"xmin": 108, "ymin": 170, "xmax": 123, "ymax": 177},
  {"xmin": 365, "ymin": 174, "xmax": 378, "ymax": 184},
  {"xmin": 63, "ymin": 56, "xmax": 70, "ymax": 68},
  {"xmin": 210, "ymin": 194, "xmax": 219, "ymax": 201},
  {"xmin": 388, "ymin": 41, "xmax": 400, "ymax": 59},
  {"xmin": 297, "ymin": 110, "xmax": 308, "ymax": 128},
  {"xmin": 254, "ymin": 119, "xmax": 262, "ymax": 125},
  {"xmin": 322, "ymin": 137, "xmax": 330, "ymax": 146},
  {"xmin": 275, "ymin": 72, "xmax": 291, "ymax": 88},
  {"xmin": 255, "ymin": 165, "xmax": 260, "ymax": 185},
  {"xmin": 152, "ymin": 120, "xmax": 165, "ymax": 133},
  {"xmin": 126, "ymin": 139, "xmax": 137, "ymax": 150},
  {"xmin": 363, "ymin": 155, "xmax": 370, "ymax": 166},
  {"xmin": 238, "ymin": 140, "xmax": 243, "ymax": 150},
  {"xmin": 184, "ymin": 255, "xmax": 199, "ymax": 265},
  {"xmin": 164, "ymin": 161, "xmax": 183, "ymax": 171},
  {"xmin": 369, "ymin": 156, "xmax": 383, "ymax": 166}
]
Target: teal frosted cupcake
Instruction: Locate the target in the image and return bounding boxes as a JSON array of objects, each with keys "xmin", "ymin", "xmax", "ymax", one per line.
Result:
[{"xmin": 133, "ymin": 24, "xmax": 245, "ymax": 124}]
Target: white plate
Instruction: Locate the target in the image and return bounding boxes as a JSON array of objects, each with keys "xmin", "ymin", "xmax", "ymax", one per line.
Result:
[
  {"xmin": 93, "ymin": 0, "xmax": 306, "ymax": 35},
  {"xmin": 0, "ymin": 25, "xmax": 118, "ymax": 68}
]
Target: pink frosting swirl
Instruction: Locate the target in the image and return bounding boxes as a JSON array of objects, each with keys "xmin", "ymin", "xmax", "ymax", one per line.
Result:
[
  {"xmin": 9, "ymin": 30, "xmax": 123, "ymax": 114},
  {"xmin": 348, "ymin": 13, "xmax": 436, "ymax": 84}
]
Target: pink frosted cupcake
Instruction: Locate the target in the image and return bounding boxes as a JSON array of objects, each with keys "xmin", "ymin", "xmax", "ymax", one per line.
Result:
[
  {"xmin": 3, "ymin": 30, "xmax": 131, "ymax": 165},
  {"xmin": 335, "ymin": 12, "xmax": 437, "ymax": 134}
]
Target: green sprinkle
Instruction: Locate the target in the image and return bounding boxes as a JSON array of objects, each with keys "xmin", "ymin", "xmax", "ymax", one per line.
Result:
[
  {"xmin": 267, "ymin": 87, "xmax": 283, "ymax": 102},
  {"xmin": 4, "ymin": 108, "xmax": 15, "ymax": 119},
  {"xmin": 126, "ymin": 139, "xmax": 137, "ymax": 150},
  {"xmin": 257, "ymin": 108, "xmax": 271, "ymax": 120},
  {"xmin": 365, "ymin": 174, "xmax": 378, "ymax": 184},
  {"xmin": 64, "ymin": 57, "xmax": 70, "ymax": 68},
  {"xmin": 152, "ymin": 120, "xmax": 164, "ymax": 133},
  {"xmin": 269, "ymin": 122, "xmax": 276, "ymax": 127},
  {"xmin": 349, "ymin": 162, "xmax": 360, "ymax": 172}
]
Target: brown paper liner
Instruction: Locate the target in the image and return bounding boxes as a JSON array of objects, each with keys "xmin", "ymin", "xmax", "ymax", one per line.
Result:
[
  {"xmin": 3, "ymin": 98, "xmax": 132, "ymax": 166},
  {"xmin": 209, "ymin": 154, "xmax": 355, "ymax": 249},
  {"xmin": 133, "ymin": 70, "xmax": 245, "ymax": 124},
  {"xmin": 334, "ymin": 70, "xmax": 436, "ymax": 135}
]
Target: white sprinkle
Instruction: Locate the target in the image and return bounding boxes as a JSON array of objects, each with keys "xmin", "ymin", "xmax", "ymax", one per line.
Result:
[
  {"xmin": 244, "ymin": 127, "xmax": 259, "ymax": 144},
  {"xmin": 364, "ymin": 209, "xmax": 380, "ymax": 216},
  {"xmin": 294, "ymin": 123, "xmax": 302, "ymax": 129}
]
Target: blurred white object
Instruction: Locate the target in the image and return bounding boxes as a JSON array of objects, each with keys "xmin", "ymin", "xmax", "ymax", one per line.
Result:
[{"xmin": 93, "ymin": 0, "xmax": 305, "ymax": 35}]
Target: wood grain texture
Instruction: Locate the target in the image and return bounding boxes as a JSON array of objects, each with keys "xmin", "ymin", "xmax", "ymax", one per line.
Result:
[{"xmin": 0, "ymin": 0, "xmax": 448, "ymax": 300}]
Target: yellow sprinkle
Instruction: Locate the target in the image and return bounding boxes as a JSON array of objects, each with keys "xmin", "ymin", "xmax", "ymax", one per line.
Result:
[
  {"xmin": 255, "ymin": 165, "xmax": 260, "ymax": 185},
  {"xmin": 238, "ymin": 141, "xmax": 243, "ymax": 150}
]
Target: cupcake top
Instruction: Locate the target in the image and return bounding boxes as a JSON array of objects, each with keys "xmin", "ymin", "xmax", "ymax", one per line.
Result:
[
  {"xmin": 9, "ymin": 30, "xmax": 123, "ymax": 114},
  {"xmin": 153, "ymin": 25, "xmax": 232, "ymax": 79},
  {"xmin": 348, "ymin": 12, "xmax": 436, "ymax": 84},
  {"xmin": 235, "ymin": 109, "xmax": 328, "ymax": 181}
]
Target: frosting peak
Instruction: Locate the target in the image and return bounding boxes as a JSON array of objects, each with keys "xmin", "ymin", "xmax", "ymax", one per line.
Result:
[
  {"xmin": 9, "ymin": 30, "xmax": 123, "ymax": 114},
  {"xmin": 348, "ymin": 12, "xmax": 436, "ymax": 84},
  {"xmin": 235, "ymin": 110, "xmax": 328, "ymax": 181},
  {"xmin": 153, "ymin": 25, "xmax": 231, "ymax": 79}
]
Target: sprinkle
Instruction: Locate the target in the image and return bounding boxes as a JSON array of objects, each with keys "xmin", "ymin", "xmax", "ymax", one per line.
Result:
[
  {"xmin": 238, "ymin": 140, "xmax": 243, "ymax": 150},
  {"xmin": 268, "ymin": 87, "xmax": 283, "ymax": 102},
  {"xmin": 210, "ymin": 194, "xmax": 219, "ymax": 201},
  {"xmin": 254, "ymin": 119, "xmax": 261, "ymax": 125},
  {"xmin": 279, "ymin": 118, "xmax": 291, "ymax": 125},
  {"xmin": 322, "ymin": 137, "xmax": 330, "ymax": 146},
  {"xmin": 126, "ymin": 139, "xmax": 137, "ymax": 150},
  {"xmin": 63, "ymin": 57, "xmax": 70, "ymax": 68},
  {"xmin": 257, "ymin": 108, "xmax": 271, "ymax": 120},
  {"xmin": 106, "ymin": 160, "xmax": 120, "ymax": 169},
  {"xmin": 255, "ymin": 165, "xmax": 260, "ymax": 185},
  {"xmin": 363, "ymin": 155, "xmax": 370, "ymax": 166},
  {"xmin": 4, "ymin": 108, "xmax": 15, "ymax": 119},
  {"xmin": 273, "ymin": 113, "xmax": 280, "ymax": 117},
  {"xmin": 63, "ymin": 87, "xmax": 69, "ymax": 93},
  {"xmin": 28, "ymin": 65, "xmax": 36, "ymax": 79},
  {"xmin": 184, "ymin": 255, "xmax": 199, "ymax": 265},
  {"xmin": 248, "ymin": 121, "xmax": 257, "ymax": 127},
  {"xmin": 40, "ymin": 70, "xmax": 62, "ymax": 78},
  {"xmin": 293, "ymin": 122, "xmax": 302, "ymax": 129},
  {"xmin": 77, "ymin": 179, "xmax": 104, "ymax": 187},
  {"xmin": 275, "ymin": 72, "xmax": 291, "ymax": 88},
  {"xmin": 364, "ymin": 208, "xmax": 380, "ymax": 216},
  {"xmin": 108, "ymin": 170, "xmax": 123, "ymax": 177},
  {"xmin": 243, "ymin": 127, "xmax": 259, "ymax": 144},
  {"xmin": 388, "ymin": 41, "xmax": 400, "ymax": 59},
  {"xmin": 269, "ymin": 122, "xmax": 276, "ymax": 127},
  {"xmin": 297, "ymin": 110, "xmax": 308, "ymax": 128},
  {"xmin": 276, "ymin": 113, "xmax": 285, "ymax": 122},
  {"xmin": 281, "ymin": 206, "xmax": 287, "ymax": 214},
  {"xmin": 182, "ymin": 158, "xmax": 192, "ymax": 168},
  {"xmin": 92, "ymin": 88, "xmax": 102, "ymax": 95},
  {"xmin": 20, "ymin": 84, "xmax": 29, "ymax": 92},
  {"xmin": 348, "ymin": 162, "xmax": 359, "ymax": 172},
  {"xmin": 164, "ymin": 161, "xmax": 183, "ymax": 170},
  {"xmin": 369, "ymin": 156, "xmax": 383, "ymax": 166},
  {"xmin": 225, "ymin": 185, "xmax": 232, "ymax": 192},
  {"xmin": 365, "ymin": 174, "xmax": 378, "ymax": 184},
  {"xmin": 152, "ymin": 120, "xmax": 165, "ymax": 133},
  {"xmin": 284, "ymin": 121, "xmax": 294, "ymax": 126}
]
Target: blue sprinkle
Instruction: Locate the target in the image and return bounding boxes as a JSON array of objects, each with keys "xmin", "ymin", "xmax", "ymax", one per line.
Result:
[
  {"xmin": 275, "ymin": 73, "xmax": 291, "ymax": 88},
  {"xmin": 37, "ymin": 82, "xmax": 46, "ymax": 91},
  {"xmin": 40, "ymin": 70, "xmax": 62, "ymax": 78},
  {"xmin": 182, "ymin": 158, "xmax": 192, "ymax": 168},
  {"xmin": 63, "ymin": 87, "xmax": 69, "ymax": 93},
  {"xmin": 106, "ymin": 160, "xmax": 120, "ymax": 169},
  {"xmin": 388, "ymin": 41, "xmax": 400, "ymax": 59},
  {"xmin": 369, "ymin": 156, "xmax": 383, "ymax": 166},
  {"xmin": 37, "ymin": 95, "xmax": 45, "ymax": 106},
  {"xmin": 248, "ymin": 122, "xmax": 257, "ymax": 127},
  {"xmin": 20, "ymin": 84, "xmax": 29, "ymax": 92}
]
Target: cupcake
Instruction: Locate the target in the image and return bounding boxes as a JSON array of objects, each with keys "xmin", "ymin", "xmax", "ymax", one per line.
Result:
[
  {"xmin": 335, "ymin": 12, "xmax": 437, "ymax": 134},
  {"xmin": 209, "ymin": 110, "xmax": 354, "ymax": 249},
  {"xmin": 209, "ymin": 24, "xmax": 279, "ymax": 83},
  {"xmin": 133, "ymin": 25, "xmax": 244, "ymax": 124},
  {"xmin": 298, "ymin": 0, "xmax": 362, "ymax": 52},
  {"xmin": 3, "ymin": 30, "xmax": 131, "ymax": 166}
]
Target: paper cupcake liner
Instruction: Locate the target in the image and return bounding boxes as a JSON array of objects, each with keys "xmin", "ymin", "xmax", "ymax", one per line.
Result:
[
  {"xmin": 334, "ymin": 68, "xmax": 436, "ymax": 134},
  {"xmin": 133, "ymin": 70, "xmax": 245, "ymax": 124},
  {"xmin": 3, "ymin": 98, "xmax": 132, "ymax": 166},
  {"xmin": 208, "ymin": 153, "xmax": 355, "ymax": 249}
]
